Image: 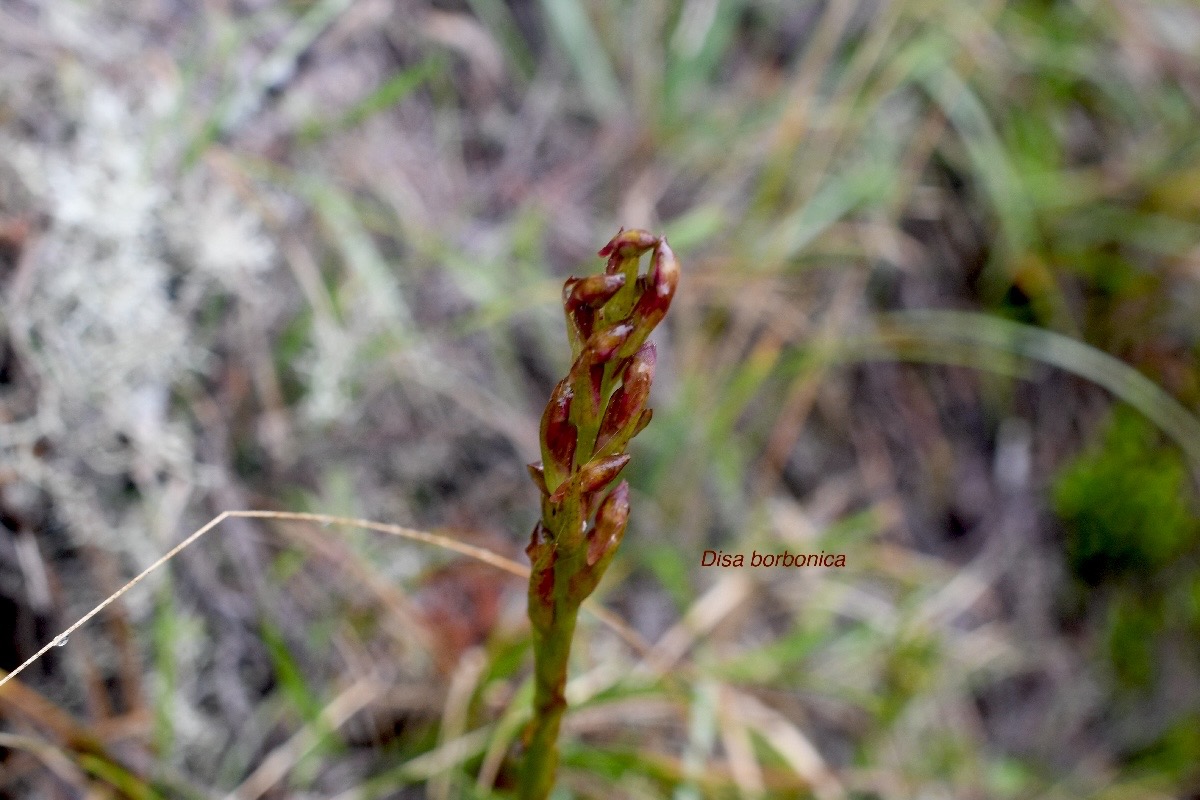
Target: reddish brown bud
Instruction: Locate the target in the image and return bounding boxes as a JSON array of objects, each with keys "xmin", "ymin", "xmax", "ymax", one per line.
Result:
[
  {"xmin": 587, "ymin": 482, "xmax": 630, "ymax": 566},
  {"xmin": 568, "ymin": 305, "xmax": 596, "ymax": 342},
  {"xmin": 535, "ymin": 555, "xmax": 555, "ymax": 603},
  {"xmin": 527, "ymin": 522, "xmax": 557, "ymax": 631},
  {"xmin": 633, "ymin": 238, "xmax": 680, "ymax": 318},
  {"xmin": 562, "ymin": 277, "xmax": 579, "ymax": 303},
  {"xmin": 526, "ymin": 522, "xmax": 550, "ymax": 560},
  {"xmin": 597, "ymin": 228, "xmax": 659, "ymax": 259},
  {"xmin": 527, "ymin": 462, "xmax": 549, "ymax": 496},
  {"xmin": 539, "ymin": 379, "xmax": 576, "ymax": 484},
  {"xmin": 579, "ymin": 453, "xmax": 631, "ymax": 495},
  {"xmin": 550, "ymin": 451, "xmax": 630, "ymax": 505},
  {"xmin": 632, "ymin": 408, "xmax": 652, "ymax": 437},
  {"xmin": 623, "ymin": 342, "xmax": 656, "ymax": 395},
  {"xmin": 566, "ymin": 273, "xmax": 626, "ymax": 310},
  {"xmin": 652, "ymin": 238, "xmax": 680, "ymax": 292},
  {"xmin": 595, "ymin": 344, "xmax": 656, "ymax": 451},
  {"xmin": 618, "ymin": 241, "xmax": 679, "ymax": 358},
  {"xmin": 582, "ymin": 322, "xmax": 634, "ymax": 365},
  {"xmin": 587, "ymin": 362, "xmax": 604, "ymax": 414}
]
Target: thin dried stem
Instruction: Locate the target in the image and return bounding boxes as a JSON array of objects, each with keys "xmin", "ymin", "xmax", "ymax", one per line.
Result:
[{"xmin": 0, "ymin": 509, "xmax": 649, "ymax": 694}]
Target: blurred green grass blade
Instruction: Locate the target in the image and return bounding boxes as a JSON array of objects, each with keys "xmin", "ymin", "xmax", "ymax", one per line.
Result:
[
  {"xmin": 708, "ymin": 341, "xmax": 780, "ymax": 441},
  {"xmin": 340, "ymin": 726, "xmax": 497, "ymax": 796},
  {"xmin": 152, "ymin": 591, "xmax": 178, "ymax": 762},
  {"xmin": 878, "ymin": 311, "xmax": 1200, "ymax": 476},
  {"xmin": 833, "ymin": 335, "xmax": 1028, "ymax": 379},
  {"xmin": 558, "ymin": 743, "xmax": 679, "ymax": 788},
  {"xmin": 825, "ymin": 506, "xmax": 888, "ymax": 548},
  {"xmin": 669, "ymin": 0, "xmax": 741, "ymax": 76},
  {"xmin": 219, "ymin": 0, "xmax": 356, "ymax": 135},
  {"xmin": 766, "ymin": 158, "xmax": 895, "ymax": 265},
  {"xmin": 715, "ymin": 625, "xmax": 827, "ymax": 683},
  {"xmin": 261, "ymin": 621, "xmax": 325, "ymax": 723},
  {"xmin": 476, "ymin": 678, "xmax": 534, "ymax": 793},
  {"xmin": 309, "ymin": 186, "xmax": 414, "ymax": 334},
  {"xmin": 920, "ymin": 66, "xmax": 1036, "ymax": 286},
  {"xmin": 537, "ymin": 0, "xmax": 623, "ymax": 117},
  {"xmin": 76, "ymin": 753, "xmax": 166, "ymax": 800},
  {"xmin": 1063, "ymin": 205, "xmax": 1200, "ymax": 255},
  {"xmin": 662, "ymin": 205, "xmax": 726, "ymax": 252},
  {"xmin": 665, "ymin": 0, "xmax": 743, "ymax": 116},
  {"xmin": 299, "ymin": 56, "xmax": 443, "ymax": 143},
  {"xmin": 465, "ymin": 0, "xmax": 537, "ymax": 79},
  {"xmin": 675, "ymin": 680, "xmax": 718, "ymax": 800},
  {"xmin": 641, "ymin": 541, "xmax": 694, "ymax": 609},
  {"xmin": 179, "ymin": 16, "xmax": 251, "ymax": 166},
  {"xmin": 260, "ymin": 621, "xmax": 345, "ymax": 788}
]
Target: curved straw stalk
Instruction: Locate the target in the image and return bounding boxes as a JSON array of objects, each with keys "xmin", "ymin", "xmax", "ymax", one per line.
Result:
[{"xmin": 0, "ymin": 509, "xmax": 648, "ymax": 695}]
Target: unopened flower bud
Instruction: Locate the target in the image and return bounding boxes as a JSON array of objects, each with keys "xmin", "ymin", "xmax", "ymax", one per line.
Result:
[
  {"xmin": 527, "ymin": 523, "xmax": 557, "ymax": 630},
  {"xmin": 582, "ymin": 323, "xmax": 634, "ymax": 365},
  {"xmin": 550, "ymin": 450, "xmax": 631, "ymax": 505},
  {"xmin": 587, "ymin": 362, "xmax": 604, "ymax": 414},
  {"xmin": 566, "ymin": 273, "xmax": 626, "ymax": 310},
  {"xmin": 632, "ymin": 408, "xmax": 652, "ymax": 437},
  {"xmin": 595, "ymin": 344, "xmax": 656, "ymax": 451},
  {"xmin": 567, "ymin": 304, "xmax": 596, "ymax": 344},
  {"xmin": 597, "ymin": 228, "xmax": 659, "ymax": 259},
  {"xmin": 579, "ymin": 453, "xmax": 631, "ymax": 495},
  {"xmin": 632, "ymin": 238, "xmax": 680, "ymax": 319},
  {"xmin": 526, "ymin": 522, "xmax": 551, "ymax": 560},
  {"xmin": 527, "ymin": 462, "xmax": 549, "ymax": 496},
  {"xmin": 586, "ymin": 481, "xmax": 630, "ymax": 566},
  {"xmin": 619, "ymin": 240, "xmax": 680, "ymax": 357},
  {"xmin": 539, "ymin": 379, "xmax": 576, "ymax": 485}
]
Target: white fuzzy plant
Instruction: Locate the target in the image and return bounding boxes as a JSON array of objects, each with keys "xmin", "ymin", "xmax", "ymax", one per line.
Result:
[{"xmin": 0, "ymin": 68, "xmax": 283, "ymax": 767}]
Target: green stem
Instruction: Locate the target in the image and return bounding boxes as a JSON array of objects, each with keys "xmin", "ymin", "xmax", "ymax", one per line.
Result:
[
  {"xmin": 519, "ymin": 489, "xmax": 586, "ymax": 799},
  {"xmin": 518, "ymin": 601, "xmax": 580, "ymax": 799}
]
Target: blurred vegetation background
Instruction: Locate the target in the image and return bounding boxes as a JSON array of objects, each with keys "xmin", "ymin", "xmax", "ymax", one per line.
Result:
[{"xmin": 1, "ymin": 0, "xmax": 1199, "ymax": 797}]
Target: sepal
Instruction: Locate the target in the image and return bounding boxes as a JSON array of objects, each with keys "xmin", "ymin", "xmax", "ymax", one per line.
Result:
[
  {"xmin": 539, "ymin": 379, "xmax": 577, "ymax": 489},
  {"xmin": 595, "ymin": 343, "xmax": 656, "ymax": 452},
  {"xmin": 586, "ymin": 482, "xmax": 630, "ymax": 567},
  {"xmin": 597, "ymin": 228, "xmax": 658, "ymax": 259},
  {"xmin": 527, "ymin": 462, "xmax": 549, "ymax": 496}
]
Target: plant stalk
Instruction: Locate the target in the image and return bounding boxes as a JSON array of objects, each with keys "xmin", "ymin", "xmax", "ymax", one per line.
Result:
[
  {"xmin": 517, "ymin": 230, "xmax": 677, "ymax": 798},
  {"xmin": 518, "ymin": 600, "xmax": 580, "ymax": 799}
]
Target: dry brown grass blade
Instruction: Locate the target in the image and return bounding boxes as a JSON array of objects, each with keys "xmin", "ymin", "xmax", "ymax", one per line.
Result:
[
  {"xmin": 227, "ymin": 677, "xmax": 386, "ymax": 800},
  {"xmin": 327, "ymin": 727, "xmax": 498, "ymax": 800},
  {"xmin": 717, "ymin": 684, "xmax": 766, "ymax": 798},
  {"xmin": 0, "ymin": 509, "xmax": 650, "ymax": 695},
  {"xmin": 733, "ymin": 691, "xmax": 846, "ymax": 800},
  {"xmin": 0, "ymin": 509, "xmax": 662, "ymax": 796},
  {"xmin": 0, "ymin": 732, "xmax": 89, "ymax": 791},
  {"xmin": 276, "ymin": 517, "xmax": 437, "ymax": 654},
  {"xmin": 0, "ymin": 674, "xmax": 98, "ymax": 746},
  {"xmin": 0, "ymin": 511, "xmax": 231, "ymax": 694},
  {"xmin": 635, "ymin": 573, "xmax": 753, "ymax": 679},
  {"xmin": 429, "ymin": 647, "xmax": 488, "ymax": 800}
]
